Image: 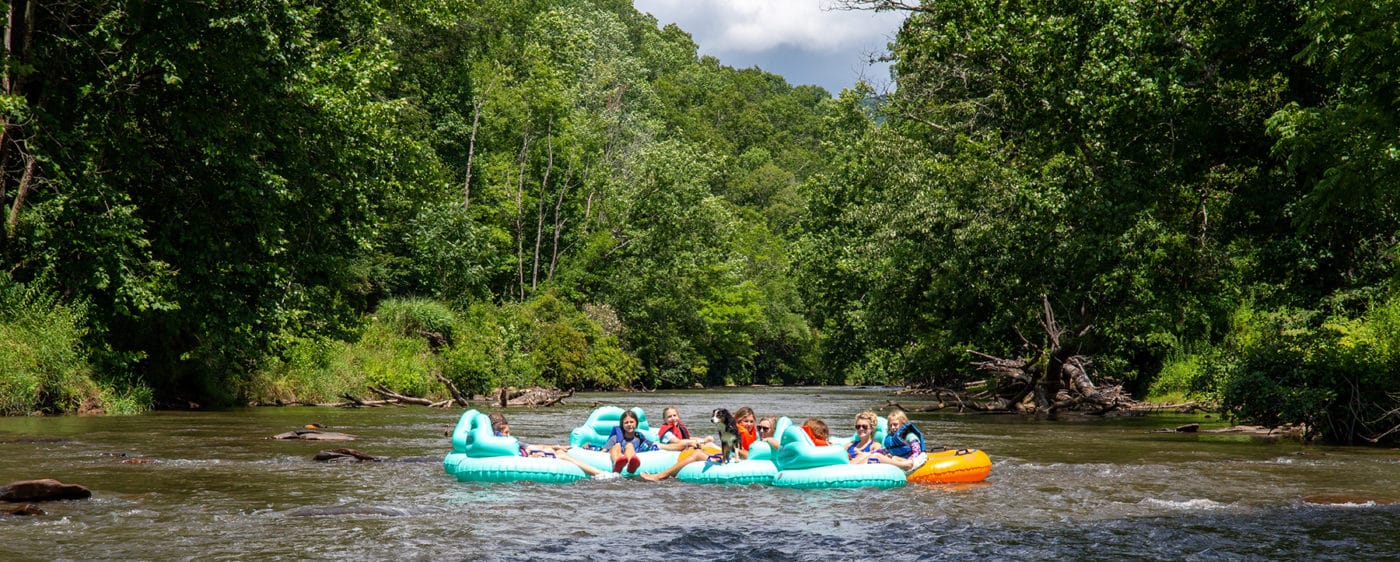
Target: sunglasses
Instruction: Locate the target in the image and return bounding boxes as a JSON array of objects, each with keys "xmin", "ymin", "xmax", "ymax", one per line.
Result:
[
  {"xmin": 757, "ymin": 425, "xmax": 772, "ymax": 433},
  {"xmin": 855, "ymin": 424, "xmax": 871, "ymax": 430}
]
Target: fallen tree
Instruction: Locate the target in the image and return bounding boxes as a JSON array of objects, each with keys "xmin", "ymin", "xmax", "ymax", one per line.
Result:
[{"xmin": 902, "ymin": 295, "xmax": 1136, "ymax": 416}]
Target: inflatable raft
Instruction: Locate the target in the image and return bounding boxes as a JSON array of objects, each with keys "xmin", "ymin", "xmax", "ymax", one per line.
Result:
[
  {"xmin": 772, "ymin": 418, "xmax": 907, "ymax": 490},
  {"xmin": 442, "ymin": 408, "xmax": 992, "ymax": 487},
  {"xmin": 672, "ymin": 416, "xmax": 789, "ymax": 485},
  {"xmin": 444, "ymin": 409, "xmax": 589, "ymax": 484},
  {"xmin": 906, "ymin": 448, "xmax": 992, "ymax": 484},
  {"xmin": 567, "ymin": 406, "xmax": 680, "ymax": 475}
]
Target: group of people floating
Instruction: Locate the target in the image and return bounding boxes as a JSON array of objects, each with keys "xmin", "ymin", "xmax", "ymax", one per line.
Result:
[{"xmin": 487, "ymin": 406, "xmax": 928, "ymax": 481}]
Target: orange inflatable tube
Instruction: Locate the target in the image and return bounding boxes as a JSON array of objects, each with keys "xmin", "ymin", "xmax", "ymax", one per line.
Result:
[{"xmin": 906, "ymin": 448, "xmax": 991, "ymax": 484}]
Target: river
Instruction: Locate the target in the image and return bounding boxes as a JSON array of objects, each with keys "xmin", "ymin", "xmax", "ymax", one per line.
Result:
[{"xmin": 3, "ymin": 387, "xmax": 1398, "ymax": 560}]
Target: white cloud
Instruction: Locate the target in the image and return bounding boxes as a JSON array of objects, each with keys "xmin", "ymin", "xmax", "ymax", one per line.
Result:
[
  {"xmin": 636, "ymin": 0, "xmax": 902, "ymax": 53},
  {"xmin": 633, "ymin": 0, "xmax": 906, "ymax": 93}
]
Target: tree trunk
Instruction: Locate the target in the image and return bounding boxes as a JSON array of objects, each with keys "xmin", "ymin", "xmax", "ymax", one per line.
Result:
[
  {"xmin": 462, "ymin": 78, "xmax": 496, "ymax": 210},
  {"xmin": 532, "ymin": 130, "xmax": 553, "ymax": 290},
  {"xmin": 5, "ymin": 154, "xmax": 35, "ymax": 238},
  {"xmin": 513, "ymin": 133, "xmax": 531, "ymax": 301}
]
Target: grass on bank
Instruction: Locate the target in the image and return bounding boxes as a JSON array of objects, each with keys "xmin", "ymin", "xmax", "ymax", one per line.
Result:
[{"xmin": 0, "ymin": 274, "xmax": 152, "ymax": 415}]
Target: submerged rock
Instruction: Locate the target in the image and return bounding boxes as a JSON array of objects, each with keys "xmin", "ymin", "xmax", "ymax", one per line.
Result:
[
  {"xmin": 313, "ymin": 448, "xmax": 382, "ymax": 462},
  {"xmin": 0, "ymin": 479, "xmax": 92, "ymax": 502},
  {"xmin": 6, "ymin": 504, "xmax": 44, "ymax": 516},
  {"xmin": 271, "ymin": 429, "xmax": 357, "ymax": 441}
]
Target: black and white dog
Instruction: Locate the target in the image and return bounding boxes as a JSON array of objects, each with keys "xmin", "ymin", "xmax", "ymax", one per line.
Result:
[{"xmin": 711, "ymin": 408, "xmax": 741, "ymax": 463}]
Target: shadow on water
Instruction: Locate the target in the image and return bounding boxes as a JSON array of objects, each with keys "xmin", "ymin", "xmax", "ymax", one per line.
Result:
[{"xmin": 2, "ymin": 387, "xmax": 1399, "ymax": 560}]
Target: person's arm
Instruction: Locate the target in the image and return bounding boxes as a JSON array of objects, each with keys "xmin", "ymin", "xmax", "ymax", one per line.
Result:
[
  {"xmin": 656, "ymin": 431, "xmax": 697, "ymax": 451},
  {"xmin": 873, "ymin": 452, "xmax": 915, "ymax": 469}
]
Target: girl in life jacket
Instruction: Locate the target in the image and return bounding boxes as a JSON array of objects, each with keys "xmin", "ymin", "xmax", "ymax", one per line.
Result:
[
  {"xmin": 638, "ymin": 406, "xmax": 715, "ymax": 482},
  {"xmin": 654, "ymin": 406, "xmax": 713, "ymax": 452},
  {"xmin": 604, "ymin": 410, "xmax": 654, "ymax": 473},
  {"xmin": 877, "ymin": 409, "xmax": 929, "ymax": 471},
  {"xmin": 847, "ymin": 411, "xmax": 884, "ymax": 464}
]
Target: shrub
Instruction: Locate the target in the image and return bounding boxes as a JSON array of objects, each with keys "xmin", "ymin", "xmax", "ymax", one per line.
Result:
[
  {"xmin": 372, "ymin": 297, "xmax": 457, "ymax": 347},
  {"xmin": 1209, "ymin": 295, "xmax": 1400, "ymax": 444},
  {"xmin": 0, "ymin": 274, "xmax": 143, "ymax": 415}
]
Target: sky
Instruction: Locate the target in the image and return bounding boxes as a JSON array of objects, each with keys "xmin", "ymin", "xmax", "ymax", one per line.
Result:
[{"xmin": 632, "ymin": 0, "xmax": 907, "ymax": 95}]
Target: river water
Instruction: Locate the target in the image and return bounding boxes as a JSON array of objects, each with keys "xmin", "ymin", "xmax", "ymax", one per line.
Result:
[{"xmin": 2, "ymin": 387, "xmax": 1398, "ymax": 560}]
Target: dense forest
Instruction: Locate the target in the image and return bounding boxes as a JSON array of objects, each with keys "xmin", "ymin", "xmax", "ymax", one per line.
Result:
[{"xmin": 1, "ymin": 1, "xmax": 1395, "ymax": 444}]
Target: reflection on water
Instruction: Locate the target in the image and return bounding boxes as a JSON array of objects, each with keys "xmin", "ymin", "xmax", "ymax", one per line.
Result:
[{"xmin": 2, "ymin": 387, "xmax": 1399, "ymax": 560}]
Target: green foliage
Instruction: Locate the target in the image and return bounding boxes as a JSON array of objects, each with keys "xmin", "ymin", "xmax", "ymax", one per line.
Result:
[
  {"xmin": 1207, "ymin": 294, "xmax": 1400, "ymax": 444},
  {"xmin": 801, "ymin": 0, "xmax": 1397, "ymax": 419},
  {"xmin": 0, "ymin": 274, "xmax": 151, "ymax": 414},
  {"xmin": 9, "ymin": 0, "xmax": 1394, "ymax": 433},
  {"xmin": 372, "ymin": 297, "xmax": 458, "ymax": 346},
  {"xmin": 437, "ymin": 294, "xmax": 639, "ymax": 394},
  {"xmin": 247, "ymin": 323, "xmax": 441, "ymax": 404},
  {"xmin": 1146, "ymin": 346, "xmax": 1212, "ymax": 403}
]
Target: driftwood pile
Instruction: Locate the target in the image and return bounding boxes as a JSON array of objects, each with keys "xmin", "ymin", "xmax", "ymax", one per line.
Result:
[{"xmin": 899, "ymin": 295, "xmax": 1138, "ymax": 416}]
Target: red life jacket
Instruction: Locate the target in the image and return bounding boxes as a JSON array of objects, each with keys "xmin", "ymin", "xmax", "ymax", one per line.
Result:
[
  {"xmin": 657, "ymin": 422, "xmax": 690, "ymax": 443},
  {"xmin": 803, "ymin": 426, "xmax": 829, "ymax": 447}
]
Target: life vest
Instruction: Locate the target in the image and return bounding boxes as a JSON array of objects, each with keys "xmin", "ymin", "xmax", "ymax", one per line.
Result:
[
  {"xmin": 802, "ymin": 426, "xmax": 829, "ymax": 447},
  {"xmin": 607, "ymin": 425, "xmax": 656, "ymax": 452},
  {"xmin": 656, "ymin": 422, "xmax": 691, "ymax": 443},
  {"xmin": 738, "ymin": 425, "xmax": 756, "ymax": 450},
  {"xmin": 883, "ymin": 423, "xmax": 925, "ymax": 458}
]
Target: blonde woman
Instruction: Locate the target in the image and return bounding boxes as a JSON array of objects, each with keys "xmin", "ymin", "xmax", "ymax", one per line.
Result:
[{"xmin": 847, "ymin": 411, "xmax": 883, "ymax": 464}]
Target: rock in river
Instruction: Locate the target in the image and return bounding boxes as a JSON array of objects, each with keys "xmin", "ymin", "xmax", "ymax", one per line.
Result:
[{"xmin": 0, "ymin": 479, "xmax": 92, "ymax": 502}]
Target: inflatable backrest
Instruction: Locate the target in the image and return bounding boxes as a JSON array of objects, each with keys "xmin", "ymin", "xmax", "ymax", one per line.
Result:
[
  {"xmin": 465, "ymin": 412, "xmax": 523, "ymax": 458},
  {"xmin": 450, "ymin": 409, "xmax": 482, "ymax": 453},
  {"xmin": 568, "ymin": 406, "xmax": 660, "ymax": 448},
  {"xmin": 773, "ymin": 424, "xmax": 848, "ymax": 471}
]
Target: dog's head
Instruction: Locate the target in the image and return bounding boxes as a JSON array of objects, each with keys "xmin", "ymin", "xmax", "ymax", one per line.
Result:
[{"xmin": 711, "ymin": 408, "xmax": 734, "ymax": 427}]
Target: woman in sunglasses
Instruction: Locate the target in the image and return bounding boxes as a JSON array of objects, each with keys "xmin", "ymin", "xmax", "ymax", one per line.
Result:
[
  {"xmin": 847, "ymin": 411, "xmax": 884, "ymax": 464},
  {"xmin": 756, "ymin": 416, "xmax": 781, "ymax": 448}
]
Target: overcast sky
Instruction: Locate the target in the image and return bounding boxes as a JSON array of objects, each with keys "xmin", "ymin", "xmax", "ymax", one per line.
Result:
[{"xmin": 632, "ymin": 0, "xmax": 907, "ymax": 95}]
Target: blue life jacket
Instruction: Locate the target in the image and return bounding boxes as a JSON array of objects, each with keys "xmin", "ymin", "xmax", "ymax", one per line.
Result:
[
  {"xmin": 883, "ymin": 423, "xmax": 925, "ymax": 458},
  {"xmin": 607, "ymin": 425, "xmax": 656, "ymax": 452}
]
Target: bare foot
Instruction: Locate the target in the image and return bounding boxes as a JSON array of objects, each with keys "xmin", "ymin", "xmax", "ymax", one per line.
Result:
[{"xmin": 638, "ymin": 472, "xmax": 663, "ymax": 482}]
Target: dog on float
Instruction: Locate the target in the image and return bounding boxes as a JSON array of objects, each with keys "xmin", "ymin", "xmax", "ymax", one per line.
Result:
[{"xmin": 710, "ymin": 408, "xmax": 741, "ymax": 463}]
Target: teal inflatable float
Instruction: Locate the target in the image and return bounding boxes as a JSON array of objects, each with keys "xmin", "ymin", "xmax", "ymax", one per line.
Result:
[
  {"xmin": 672, "ymin": 416, "xmax": 789, "ymax": 485},
  {"xmin": 566, "ymin": 406, "xmax": 679, "ymax": 475},
  {"xmin": 444, "ymin": 409, "xmax": 588, "ymax": 484},
  {"xmin": 771, "ymin": 417, "xmax": 907, "ymax": 490},
  {"xmin": 442, "ymin": 408, "xmax": 910, "ymax": 488}
]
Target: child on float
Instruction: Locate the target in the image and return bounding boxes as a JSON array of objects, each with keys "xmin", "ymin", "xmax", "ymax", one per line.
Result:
[
  {"xmin": 654, "ymin": 406, "xmax": 715, "ymax": 452},
  {"xmin": 847, "ymin": 410, "xmax": 884, "ymax": 464},
  {"xmin": 637, "ymin": 406, "xmax": 715, "ymax": 481},
  {"xmin": 639, "ymin": 406, "xmax": 757, "ymax": 482},
  {"xmin": 734, "ymin": 406, "xmax": 759, "ymax": 458},
  {"xmin": 604, "ymin": 409, "xmax": 654, "ymax": 473},
  {"xmin": 874, "ymin": 409, "xmax": 928, "ymax": 471},
  {"xmin": 801, "ymin": 418, "xmax": 830, "ymax": 446},
  {"xmin": 488, "ymin": 412, "xmax": 613, "ymax": 478}
]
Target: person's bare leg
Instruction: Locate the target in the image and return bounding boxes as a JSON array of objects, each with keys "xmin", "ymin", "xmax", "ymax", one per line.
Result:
[
  {"xmin": 639, "ymin": 449, "xmax": 707, "ymax": 481},
  {"xmin": 556, "ymin": 451, "xmax": 603, "ymax": 477}
]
